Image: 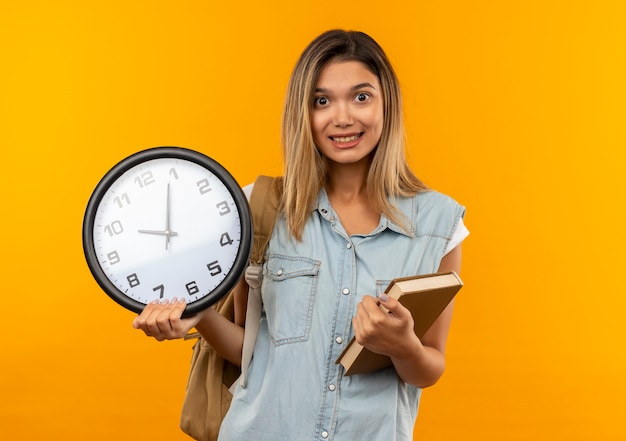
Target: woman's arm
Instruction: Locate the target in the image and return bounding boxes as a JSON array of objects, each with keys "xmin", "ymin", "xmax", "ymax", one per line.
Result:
[
  {"xmin": 352, "ymin": 244, "xmax": 462, "ymax": 387},
  {"xmin": 132, "ymin": 276, "xmax": 249, "ymax": 366}
]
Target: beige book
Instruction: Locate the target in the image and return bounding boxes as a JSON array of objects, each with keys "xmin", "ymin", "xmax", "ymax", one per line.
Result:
[{"xmin": 336, "ymin": 271, "xmax": 463, "ymax": 376}]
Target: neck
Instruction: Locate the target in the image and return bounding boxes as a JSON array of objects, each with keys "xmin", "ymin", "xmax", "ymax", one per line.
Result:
[{"xmin": 325, "ymin": 160, "xmax": 370, "ymax": 202}]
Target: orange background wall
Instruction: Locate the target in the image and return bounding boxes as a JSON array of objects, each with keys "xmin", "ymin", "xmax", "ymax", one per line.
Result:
[{"xmin": 1, "ymin": 1, "xmax": 625, "ymax": 440}]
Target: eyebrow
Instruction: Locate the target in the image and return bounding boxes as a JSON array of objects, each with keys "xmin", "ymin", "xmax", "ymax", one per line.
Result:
[{"xmin": 315, "ymin": 82, "xmax": 377, "ymax": 93}]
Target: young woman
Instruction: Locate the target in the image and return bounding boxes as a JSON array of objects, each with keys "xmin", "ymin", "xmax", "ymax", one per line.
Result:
[{"xmin": 133, "ymin": 29, "xmax": 468, "ymax": 440}]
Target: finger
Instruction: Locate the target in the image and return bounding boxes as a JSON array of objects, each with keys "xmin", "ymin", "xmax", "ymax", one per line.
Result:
[
  {"xmin": 359, "ymin": 295, "xmax": 388, "ymax": 324},
  {"xmin": 361, "ymin": 294, "xmax": 380, "ymax": 309},
  {"xmin": 148, "ymin": 298, "xmax": 180, "ymax": 339},
  {"xmin": 352, "ymin": 305, "xmax": 364, "ymax": 334},
  {"xmin": 353, "ymin": 298, "xmax": 382, "ymax": 340},
  {"xmin": 142, "ymin": 300, "xmax": 174, "ymax": 340},
  {"xmin": 378, "ymin": 295, "xmax": 411, "ymax": 321},
  {"xmin": 132, "ymin": 298, "xmax": 190, "ymax": 340},
  {"xmin": 155, "ymin": 298, "xmax": 187, "ymax": 338},
  {"xmin": 132, "ymin": 300, "xmax": 160, "ymax": 332}
]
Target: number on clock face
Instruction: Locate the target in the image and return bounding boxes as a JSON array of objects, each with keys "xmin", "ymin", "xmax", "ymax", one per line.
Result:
[{"xmin": 90, "ymin": 156, "xmax": 245, "ymax": 307}]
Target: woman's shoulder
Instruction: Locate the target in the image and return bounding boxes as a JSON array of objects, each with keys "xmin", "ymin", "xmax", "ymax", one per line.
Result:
[
  {"xmin": 415, "ymin": 189, "xmax": 463, "ymax": 209},
  {"xmin": 397, "ymin": 189, "xmax": 465, "ymax": 219},
  {"xmin": 403, "ymin": 190, "xmax": 466, "ymax": 238}
]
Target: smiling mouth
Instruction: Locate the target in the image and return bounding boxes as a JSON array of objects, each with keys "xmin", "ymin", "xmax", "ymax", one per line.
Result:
[{"xmin": 330, "ymin": 133, "xmax": 363, "ymax": 143}]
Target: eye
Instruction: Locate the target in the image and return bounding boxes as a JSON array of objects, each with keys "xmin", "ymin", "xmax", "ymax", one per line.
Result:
[
  {"xmin": 314, "ymin": 96, "xmax": 329, "ymax": 107},
  {"xmin": 355, "ymin": 92, "xmax": 370, "ymax": 102}
]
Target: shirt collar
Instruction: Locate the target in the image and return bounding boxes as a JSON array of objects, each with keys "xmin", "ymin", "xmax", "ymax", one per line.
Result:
[{"xmin": 315, "ymin": 188, "xmax": 416, "ymax": 238}]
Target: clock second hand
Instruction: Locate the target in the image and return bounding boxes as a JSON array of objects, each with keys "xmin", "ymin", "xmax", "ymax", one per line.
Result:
[{"xmin": 138, "ymin": 182, "xmax": 178, "ymax": 250}]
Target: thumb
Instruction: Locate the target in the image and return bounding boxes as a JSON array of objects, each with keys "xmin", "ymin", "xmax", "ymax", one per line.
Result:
[{"xmin": 378, "ymin": 293, "xmax": 410, "ymax": 320}]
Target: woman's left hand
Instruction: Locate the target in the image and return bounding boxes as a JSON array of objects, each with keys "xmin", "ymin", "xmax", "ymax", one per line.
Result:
[{"xmin": 352, "ymin": 293, "xmax": 420, "ymax": 359}]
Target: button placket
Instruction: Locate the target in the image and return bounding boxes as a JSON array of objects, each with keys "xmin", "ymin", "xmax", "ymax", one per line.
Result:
[{"xmin": 317, "ymin": 207, "xmax": 356, "ymax": 441}]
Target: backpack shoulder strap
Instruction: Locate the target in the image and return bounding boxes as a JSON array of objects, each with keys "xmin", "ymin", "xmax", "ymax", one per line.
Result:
[
  {"xmin": 238, "ymin": 175, "xmax": 282, "ymax": 390},
  {"xmin": 248, "ymin": 175, "xmax": 282, "ymax": 264},
  {"xmin": 184, "ymin": 176, "xmax": 282, "ymax": 342}
]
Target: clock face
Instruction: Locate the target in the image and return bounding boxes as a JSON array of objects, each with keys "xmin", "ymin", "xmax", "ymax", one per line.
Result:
[{"xmin": 83, "ymin": 147, "xmax": 252, "ymax": 317}]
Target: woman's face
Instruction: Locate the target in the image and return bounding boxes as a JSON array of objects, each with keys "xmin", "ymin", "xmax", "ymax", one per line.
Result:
[{"xmin": 311, "ymin": 60, "xmax": 384, "ymax": 167}]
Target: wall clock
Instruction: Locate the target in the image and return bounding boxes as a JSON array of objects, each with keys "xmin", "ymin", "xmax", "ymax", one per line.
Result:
[{"xmin": 82, "ymin": 146, "xmax": 251, "ymax": 317}]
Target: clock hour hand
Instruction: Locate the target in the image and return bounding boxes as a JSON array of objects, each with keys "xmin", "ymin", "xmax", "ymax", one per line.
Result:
[
  {"xmin": 137, "ymin": 229, "xmax": 179, "ymax": 236},
  {"xmin": 137, "ymin": 228, "xmax": 179, "ymax": 250}
]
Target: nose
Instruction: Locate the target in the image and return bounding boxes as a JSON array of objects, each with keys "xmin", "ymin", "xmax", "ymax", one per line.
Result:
[{"xmin": 333, "ymin": 103, "xmax": 353, "ymax": 127}]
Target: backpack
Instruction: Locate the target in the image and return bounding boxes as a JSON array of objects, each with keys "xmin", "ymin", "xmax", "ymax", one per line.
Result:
[{"xmin": 180, "ymin": 175, "xmax": 282, "ymax": 441}]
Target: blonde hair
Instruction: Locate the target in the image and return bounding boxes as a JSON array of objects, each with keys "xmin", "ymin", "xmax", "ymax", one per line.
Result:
[{"xmin": 281, "ymin": 29, "xmax": 427, "ymax": 240}]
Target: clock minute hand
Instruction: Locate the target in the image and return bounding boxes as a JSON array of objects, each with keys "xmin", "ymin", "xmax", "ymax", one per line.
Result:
[
  {"xmin": 165, "ymin": 182, "xmax": 173, "ymax": 250},
  {"xmin": 139, "ymin": 183, "xmax": 178, "ymax": 251}
]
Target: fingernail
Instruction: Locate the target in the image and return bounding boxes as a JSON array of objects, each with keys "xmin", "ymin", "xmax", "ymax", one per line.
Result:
[
  {"xmin": 378, "ymin": 293, "xmax": 389, "ymax": 302},
  {"xmin": 161, "ymin": 299, "xmax": 170, "ymax": 305}
]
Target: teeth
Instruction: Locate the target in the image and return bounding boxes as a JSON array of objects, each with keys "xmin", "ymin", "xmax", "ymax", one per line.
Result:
[{"xmin": 332, "ymin": 134, "xmax": 360, "ymax": 142}]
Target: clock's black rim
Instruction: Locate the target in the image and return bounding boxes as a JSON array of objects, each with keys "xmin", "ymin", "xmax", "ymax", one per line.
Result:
[{"xmin": 82, "ymin": 146, "xmax": 253, "ymax": 318}]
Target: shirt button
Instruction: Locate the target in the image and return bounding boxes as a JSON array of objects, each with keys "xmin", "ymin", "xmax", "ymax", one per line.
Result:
[
  {"xmin": 328, "ymin": 384, "xmax": 336, "ymax": 391},
  {"xmin": 346, "ymin": 242, "xmax": 352, "ymax": 249},
  {"xmin": 342, "ymin": 288, "xmax": 350, "ymax": 295},
  {"xmin": 335, "ymin": 336, "xmax": 343, "ymax": 344},
  {"xmin": 321, "ymin": 431, "xmax": 329, "ymax": 439},
  {"xmin": 276, "ymin": 269, "xmax": 283, "ymax": 276}
]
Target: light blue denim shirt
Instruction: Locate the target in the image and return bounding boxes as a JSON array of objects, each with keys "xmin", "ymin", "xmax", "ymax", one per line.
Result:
[{"xmin": 219, "ymin": 189, "xmax": 465, "ymax": 441}]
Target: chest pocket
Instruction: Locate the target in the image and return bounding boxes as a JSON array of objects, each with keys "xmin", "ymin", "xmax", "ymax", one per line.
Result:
[
  {"xmin": 262, "ymin": 255, "xmax": 320, "ymax": 346},
  {"xmin": 376, "ymin": 280, "xmax": 393, "ymax": 297}
]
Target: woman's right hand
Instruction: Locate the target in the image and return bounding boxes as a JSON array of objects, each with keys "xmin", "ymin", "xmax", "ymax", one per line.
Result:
[{"xmin": 132, "ymin": 297, "xmax": 204, "ymax": 341}]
